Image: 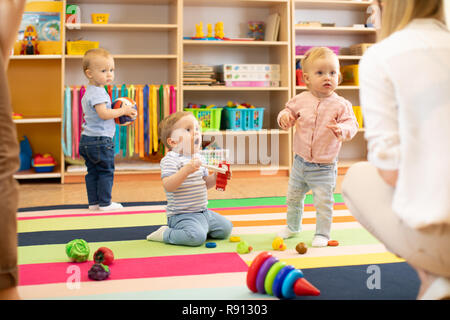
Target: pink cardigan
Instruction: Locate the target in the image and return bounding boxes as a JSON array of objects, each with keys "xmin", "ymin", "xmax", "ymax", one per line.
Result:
[{"xmin": 278, "ymin": 91, "xmax": 358, "ymax": 163}]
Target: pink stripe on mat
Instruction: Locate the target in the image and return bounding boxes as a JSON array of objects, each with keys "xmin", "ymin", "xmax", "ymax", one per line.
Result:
[{"xmin": 19, "ymin": 252, "xmax": 248, "ymax": 286}]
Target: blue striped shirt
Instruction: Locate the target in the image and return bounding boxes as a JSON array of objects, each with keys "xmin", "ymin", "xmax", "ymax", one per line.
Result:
[{"xmin": 160, "ymin": 151, "xmax": 208, "ymax": 216}]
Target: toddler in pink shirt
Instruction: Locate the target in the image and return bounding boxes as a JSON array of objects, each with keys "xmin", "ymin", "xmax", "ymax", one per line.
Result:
[{"xmin": 277, "ymin": 47, "xmax": 358, "ymax": 246}]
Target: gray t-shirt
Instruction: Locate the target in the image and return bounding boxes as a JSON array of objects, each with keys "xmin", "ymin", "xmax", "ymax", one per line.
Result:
[{"xmin": 81, "ymin": 85, "xmax": 115, "ymax": 138}]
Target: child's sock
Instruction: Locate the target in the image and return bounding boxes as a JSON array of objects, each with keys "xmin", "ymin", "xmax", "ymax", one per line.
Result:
[
  {"xmin": 147, "ymin": 226, "xmax": 168, "ymax": 242},
  {"xmin": 99, "ymin": 202, "xmax": 123, "ymax": 211},
  {"xmin": 89, "ymin": 204, "xmax": 99, "ymax": 211},
  {"xmin": 277, "ymin": 226, "xmax": 299, "ymax": 239},
  {"xmin": 312, "ymin": 235, "xmax": 329, "ymax": 247}
]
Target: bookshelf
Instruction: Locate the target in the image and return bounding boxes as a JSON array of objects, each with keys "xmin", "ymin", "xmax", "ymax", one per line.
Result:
[
  {"xmin": 291, "ymin": 0, "xmax": 376, "ymax": 174},
  {"xmin": 182, "ymin": 0, "xmax": 292, "ymax": 175},
  {"xmin": 9, "ymin": 0, "xmax": 375, "ymax": 183}
]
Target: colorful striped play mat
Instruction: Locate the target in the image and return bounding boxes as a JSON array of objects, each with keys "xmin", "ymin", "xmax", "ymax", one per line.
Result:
[{"xmin": 17, "ymin": 195, "xmax": 419, "ymax": 300}]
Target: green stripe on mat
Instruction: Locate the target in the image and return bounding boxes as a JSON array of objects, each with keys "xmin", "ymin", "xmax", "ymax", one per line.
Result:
[
  {"xmin": 18, "ymin": 228, "xmax": 378, "ymax": 265},
  {"xmin": 207, "ymin": 194, "xmax": 344, "ymax": 208}
]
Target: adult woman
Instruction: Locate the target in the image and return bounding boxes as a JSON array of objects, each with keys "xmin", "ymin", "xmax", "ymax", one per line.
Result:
[
  {"xmin": 342, "ymin": 0, "xmax": 450, "ymax": 299},
  {"xmin": 0, "ymin": 0, "xmax": 26, "ymax": 300}
]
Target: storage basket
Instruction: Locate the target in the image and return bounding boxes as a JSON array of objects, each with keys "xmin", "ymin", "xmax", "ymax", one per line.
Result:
[
  {"xmin": 184, "ymin": 108, "xmax": 223, "ymax": 132},
  {"xmin": 340, "ymin": 64, "xmax": 359, "ymax": 86},
  {"xmin": 67, "ymin": 40, "xmax": 99, "ymax": 55},
  {"xmin": 91, "ymin": 13, "xmax": 110, "ymax": 24},
  {"xmin": 296, "ymin": 45, "xmax": 340, "ymax": 55},
  {"xmin": 199, "ymin": 149, "xmax": 229, "ymax": 166},
  {"xmin": 352, "ymin": 106, "xmax": 363, "ymax": 128},
  {"xmin": 350, "ymin": 43, "xmax": 373, "ymax": 55},
  {"xmin": 222, "ymin": 107, "xmax": 264, "ymax": 131}
]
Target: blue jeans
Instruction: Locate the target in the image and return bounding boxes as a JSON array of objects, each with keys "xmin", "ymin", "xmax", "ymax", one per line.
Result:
[
  {"xmin": 163, "ymin": 209, "xmax": 233, "ymax": 247},
  {"xmin": 79, "ymin": 135, "xmax": 115, "ymax": 207},
  {"xmin": 286, "ymin": 154, "xmax": 337, "ymax": 239}
]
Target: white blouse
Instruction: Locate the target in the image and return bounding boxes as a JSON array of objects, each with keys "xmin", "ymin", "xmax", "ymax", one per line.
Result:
[{"xmin": 359, "ymin": 18, "xmax": 450, "ymax": 229}]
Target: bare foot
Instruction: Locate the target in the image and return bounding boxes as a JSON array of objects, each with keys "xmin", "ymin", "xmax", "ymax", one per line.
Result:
[{"xmin": 0, "ymin": 286, "xmax": 20, "ymax": 300}]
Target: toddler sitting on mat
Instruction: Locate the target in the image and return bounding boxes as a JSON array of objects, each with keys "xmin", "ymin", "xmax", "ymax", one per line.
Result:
[{"xmin": 147, "ymin": 111, "xmax": 233, "ymax": 246}]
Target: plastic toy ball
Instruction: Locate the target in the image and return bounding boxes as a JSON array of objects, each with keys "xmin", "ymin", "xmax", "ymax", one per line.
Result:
[
  {"xmin": 66, "ymin": 239, "xmax": 90, "ymax": 262},
  {"xmin": 236, "ymin": 241, "xmax": 253, "ymax": 254},
  {"xmin": 246, "ymin": 251, "xmax": 320, "ymax": 299},
  {"xmin": 112, "ymin": 97, "xmax": 137, "ymax": 126}
]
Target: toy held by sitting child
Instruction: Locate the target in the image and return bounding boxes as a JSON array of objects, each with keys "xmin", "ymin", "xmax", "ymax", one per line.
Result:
[
  {"xmin": 147, "ymin": 111, "xmax": 233, "ymax": 246},
  {"xmin": 278, "ymin": 47, "xmax": 358, "ymax": 247}
]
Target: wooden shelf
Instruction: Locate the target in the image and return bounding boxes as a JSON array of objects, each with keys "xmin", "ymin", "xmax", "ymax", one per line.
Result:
[
  {"xmin": 184, "ymin": 0, "xmax": 289, "ymax": 7},
  {"xmin": 65, "ymin": 54, "xmax": 177, "ymax": 59},
  {"xmin": 10, "ymin": 55, "xmax": 62, "ymax": 60},
  {"xmin": 69, "ymin": 0, "xmax": 178, "ymax": 4},
  {"xmin": 202, "ymin": 129, "xmax": 289, "ymax": 136},
  {"xmin": 66, "ymin": 23, "xmax": 178, "ymax": 32},
  {"xmin": 296, "ymin": 55, "xmax": 363, "ymax": 60},
  {"xmin": 13, "ymin": 117, "xmax": 62, "ymax": 124},
  {"xmin": 294, "ymin": 0, "xmax": 373, "ymax": 10},
  {"xmin": 14, "ymin": 167, "xmax": 61, "ymax": 180},
  {"xmin": 183, "ymin": 86, "xmax": 289, "ymax": 91},
  {"xmin": 294, "ymin": 26, "xmax": 376, "ymax": 35},
  {"xmin": 183, "ymin": 40, "xmax": 288, "ymax": 47},
  {"xmin": 296, "ymin": 85, "xmax": 359, "ymax": 90}
]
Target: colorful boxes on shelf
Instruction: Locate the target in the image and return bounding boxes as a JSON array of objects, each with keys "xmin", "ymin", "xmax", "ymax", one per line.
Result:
[
  {"xmin": 221, "ymin": 107, "xmax": 264, "ymax": 131},
  {"xmin": 216, "ymin": 64, "xmax": 280, "ymax": 87},
  {"xmin": 184, "ymin": 108, "xmax": 223, "ymax": 132}
]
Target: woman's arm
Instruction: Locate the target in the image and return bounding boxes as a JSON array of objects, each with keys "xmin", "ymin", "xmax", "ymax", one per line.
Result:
[
  {"xmin": 0, "ymin": 0, "xmax": 27, "ymax": 68},
  {"xmin": 359, "ymin": 49, "xmax": 401, "ymax": 187}
]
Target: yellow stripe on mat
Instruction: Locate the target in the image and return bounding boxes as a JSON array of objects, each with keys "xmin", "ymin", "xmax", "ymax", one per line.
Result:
[{"xmin": 243, "ymin": 252, "xmax": 404, "ymax": 269}]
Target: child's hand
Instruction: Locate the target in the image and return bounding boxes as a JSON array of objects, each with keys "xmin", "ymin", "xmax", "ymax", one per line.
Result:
[
  {"xmin": 122, "ymin": 104, "xmax": 137, "ymax": 119},
  {"xmin": 182, "ymin": 157, "xmax": 202, "ymax": 175},
  {"xmin": 327, "ymin": 120, "xmax": 343, "ymax": 141},
  {"xmin": 279, "ymin": 113, "xmax": 296, "ymax": 129}
]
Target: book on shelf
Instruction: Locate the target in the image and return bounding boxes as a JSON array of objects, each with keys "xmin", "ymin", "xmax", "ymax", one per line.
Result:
[
  {"xmin": 264, "ymin": 13, "xmax": 280, "ymax": 41},
  {"xmin": 183, "ymin": 62, "xmax": 217, "ymax": 85}
]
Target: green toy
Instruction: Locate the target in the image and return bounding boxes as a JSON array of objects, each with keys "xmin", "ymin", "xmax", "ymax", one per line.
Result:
[
  {"xmin": 236, "ymin": 240, "xmax": 253, "ymax": 254},
  {"xmin": 66, "ymin": 239, "xmax": 90, "ymax": 262}
]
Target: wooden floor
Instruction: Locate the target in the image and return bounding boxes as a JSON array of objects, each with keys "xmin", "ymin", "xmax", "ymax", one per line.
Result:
[{"xmin": 17, "ymin": 175, "xmax": 345, "ymax": 208}]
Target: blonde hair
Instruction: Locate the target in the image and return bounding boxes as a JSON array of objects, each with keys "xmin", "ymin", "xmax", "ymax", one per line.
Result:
[
  {"xmin": 158, "ymin": 111, "xmax": 195, "ymax": 149},
  {"xmin": 82, "ymin": 48, "xmax": 112, "ymax": 73},
  {"xmin": 379, "ymin": 0, "xmax": 445, "ymax": 40},
  {"xmin": 300, "ymin": 47, "xmax": 339, "ymax": 73}
]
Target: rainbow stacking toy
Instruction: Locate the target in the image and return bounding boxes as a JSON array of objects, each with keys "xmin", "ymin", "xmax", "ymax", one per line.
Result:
[{"xmin": 246, "ymin": 251, "xmax": 320, "ymax": 299}]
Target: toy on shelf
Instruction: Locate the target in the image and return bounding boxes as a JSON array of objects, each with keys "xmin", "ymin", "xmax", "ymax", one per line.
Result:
[
  {"xmin": 19, "ymin": 136, "xmax": 32, "ymax": 172},
  {"xmin": 248, "ymin": 21, "xmax": 265, "ymax": 40},
  {"xmin": 215, "ymin": 21, "xmax": 225, "ymax": 39},
  {"xmin": 272, "ymin": 237, "xmax": 287, "ymax": 251},
  {"xmin": 91, "ymin": 13, "xmax": 109, "ymax": 24},
  {"xmin": 247, "ymin": 251, "xmax": 320, "ymax": 299},
  {"xmin": 32, "ymin": 153, "xmax": 56, "ymax": 173},
  {"xmin": 20, "ymin": 25, "xmax": 39, "ymax": 55},
  {"xmin": 66, "ymin": 4, "xmax": 81, "ymax": 24},
  {"xmin": 12, "ymin": 112, "xmax": 23, "ymax": 119},
  {"xmin": 206, "ymin": 23, "xmax": 213, "ymax": 38},
  {"xmin": 195, "ymin": 21, "xmax": 205, "ymax": 38}
]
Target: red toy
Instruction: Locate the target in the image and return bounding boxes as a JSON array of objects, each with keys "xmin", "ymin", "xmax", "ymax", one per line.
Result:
[
  {"xmin": 93, "ymin": 247, "xmax": 114, "ymax": 265},
  {"xmin": 215, "ymin": 161, "xmax": 231, "ymax": 191}
]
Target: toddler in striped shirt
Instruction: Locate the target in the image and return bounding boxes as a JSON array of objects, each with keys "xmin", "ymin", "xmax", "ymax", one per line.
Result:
[{"xmin": 146, "ymin": 111, "xmax": 233, "ymax": 246}]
